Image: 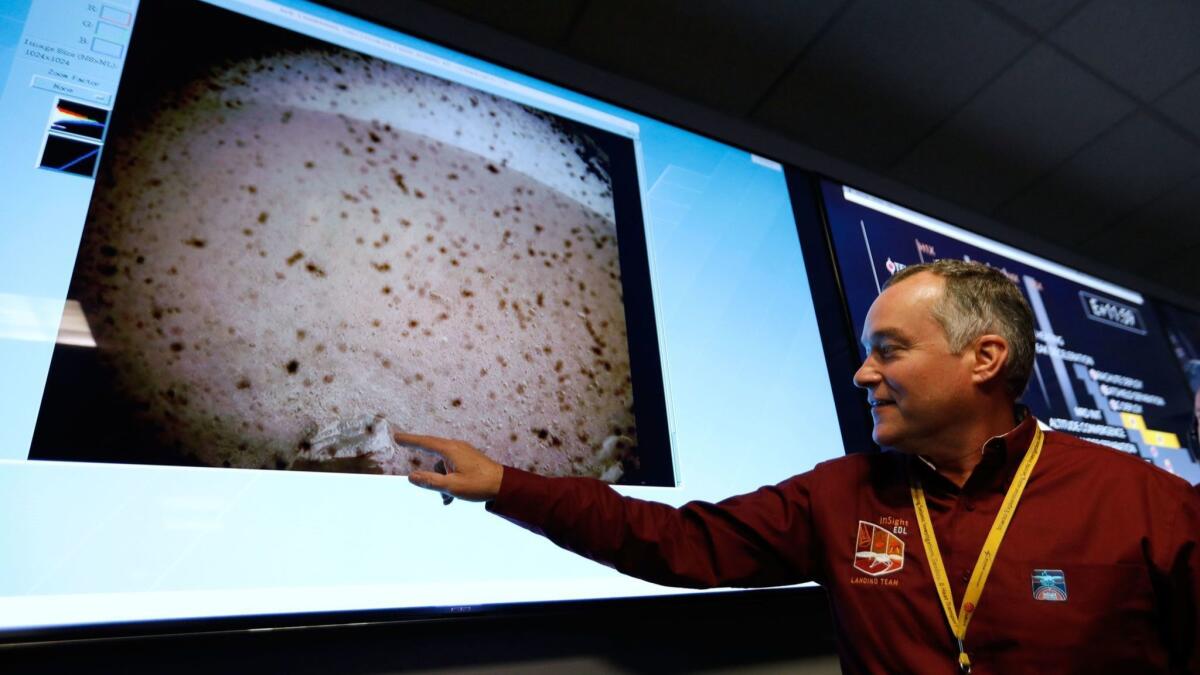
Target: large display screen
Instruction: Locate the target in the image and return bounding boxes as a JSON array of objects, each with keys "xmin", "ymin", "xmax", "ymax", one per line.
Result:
[
  {"xmin": 0, "ymin": 0, "xmax": 844, "ymax": 637},
  {"xmin": 32, "ymin": 0, "xmax": 671, "ymax": 487},
  {"xmin": 820, "ymin": 180, "xmax": 1200, "ymax": 484}
]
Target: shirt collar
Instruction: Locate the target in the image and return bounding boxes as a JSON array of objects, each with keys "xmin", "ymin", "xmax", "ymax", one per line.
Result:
[
  {"xmin": 985, "ymin": 407, "xmax": 1040, "ymax": 487},
  {"xmin": 909, "ymin": 406, "xmax": 1040, "ymax": 494}
]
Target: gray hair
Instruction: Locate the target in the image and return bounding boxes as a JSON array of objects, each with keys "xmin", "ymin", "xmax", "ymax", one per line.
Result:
[{"xmin": 884, "ymin": 259, "xmax": 1035, "ymax": 399}]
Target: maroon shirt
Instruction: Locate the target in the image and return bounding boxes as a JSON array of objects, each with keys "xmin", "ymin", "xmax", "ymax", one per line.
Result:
[{"xmin": 488, "ymin": 416, "xmax": 1200, "ymax": 674}]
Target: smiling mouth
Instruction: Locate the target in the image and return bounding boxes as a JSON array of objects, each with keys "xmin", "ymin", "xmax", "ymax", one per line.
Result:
[{"xmin": 869, "ymin": 400, "xmax": 895, "ymax": 409}]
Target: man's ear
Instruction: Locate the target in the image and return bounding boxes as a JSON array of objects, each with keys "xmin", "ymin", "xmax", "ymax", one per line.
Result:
[{"xmin": 970, "ymin": 334, "xmax": 1009, "ymax": 387}]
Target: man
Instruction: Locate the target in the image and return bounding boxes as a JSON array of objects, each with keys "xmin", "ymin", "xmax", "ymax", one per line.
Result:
[{"xmin": 398, "ymin": 260, "xmax": 1199, "ymax": 673}]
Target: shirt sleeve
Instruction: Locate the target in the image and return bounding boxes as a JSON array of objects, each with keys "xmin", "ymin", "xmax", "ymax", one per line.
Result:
[
  {"xmin": 1160, "ymin": 485, "xmax": 1200, "ymax": 673},
  {"xmin": 485, "ymin": 466, "xmax": 821, "ymax": 589}
]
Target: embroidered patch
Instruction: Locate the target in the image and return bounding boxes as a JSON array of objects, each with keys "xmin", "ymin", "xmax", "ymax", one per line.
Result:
[
  {"xmin": 853, "ymin": 520, "xmax": 905, "ymax": 576},
  {"xmin": 1032, "ymin": 569, "xmax": 1068, "ymax": 601}
]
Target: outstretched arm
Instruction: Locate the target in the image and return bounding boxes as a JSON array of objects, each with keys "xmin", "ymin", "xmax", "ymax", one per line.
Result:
[{"xmin": 396, "ymin": 431, "xmax": 820, "ymax": 589}]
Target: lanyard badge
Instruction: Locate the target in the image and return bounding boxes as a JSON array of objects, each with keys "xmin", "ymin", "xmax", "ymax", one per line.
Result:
[{"xmin": 909, "ymin": 426, "xmax": 1044, "ymax": 673}]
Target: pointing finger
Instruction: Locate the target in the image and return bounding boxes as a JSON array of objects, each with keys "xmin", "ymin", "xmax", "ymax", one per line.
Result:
[{"xmin": 394, "ymin": 432, "xmax": 467, "ymax": 458}]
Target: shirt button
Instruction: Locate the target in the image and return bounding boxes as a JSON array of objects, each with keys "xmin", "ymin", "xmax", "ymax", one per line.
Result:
[
  {"xmin": 964, "ymin": 501, "xmax": 975, "ymax": 512},
  {"xmin": 961, "ymin": 571, "xmax": 971, "ymax": 583}
]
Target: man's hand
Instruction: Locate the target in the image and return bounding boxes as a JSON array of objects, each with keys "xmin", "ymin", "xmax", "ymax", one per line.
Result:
[{"xmin": 394, "ymin": 432, "xmax": 504, "ymax": 502}]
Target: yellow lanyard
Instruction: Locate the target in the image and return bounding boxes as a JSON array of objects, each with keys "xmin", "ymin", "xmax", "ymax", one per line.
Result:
[{"xmin": 909, "ymin": 426, "xmax": 1044, "ymax": 673}]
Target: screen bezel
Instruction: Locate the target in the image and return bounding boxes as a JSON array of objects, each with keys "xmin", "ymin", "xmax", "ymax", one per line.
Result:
[
  {"xmin": 786, "ymin": 171, "xmax": 876, "ymax": 455},
  {"xmin": 0, "ymin": 585, "xmax": 829, "ymax": 647}
]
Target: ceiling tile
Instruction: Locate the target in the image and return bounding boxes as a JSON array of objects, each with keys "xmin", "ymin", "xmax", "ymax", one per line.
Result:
[
  {"xmin": 421, "ymin": 0, "xmax": 585, "ymax": 46},
  {"xmin": 1076, "ymin": 175, "xmax": 1200, "ymax": 273},
  {"xmin": 980, "ymin": 0, "xmax": 1084, "ymax": 33},
  {"xmin": 1050, "ymin": 0, "xmax": 1200, "ymax": 101},
  {"xmin": 1073, "ymin": 223, "xmax": 1182, "ymax": 276},
  {"xmin": 996, "ymin": 112, "xmax": 1200, "ymax": 244},
  {"xmin": 1139, "ymin": 251, "xmax": 1200, "ymax": 298},
  {"xmin": 1156, "ymin": 70, "xmax": 1200, "ymax": 140},
  {"xmin": 564, "ymin": 0, "xmax": 845, "ymax": 115},
  {"xmin": 890, "ymin": 44, "xmax": 1133, "ymax": 212},
  {"xmin": 1121, "ymin": 172, "xmax": 1200, "ymax": 242},
  {"xmin": 751, "ymin": 0, "xmax": 1032, "ymax": 169}
]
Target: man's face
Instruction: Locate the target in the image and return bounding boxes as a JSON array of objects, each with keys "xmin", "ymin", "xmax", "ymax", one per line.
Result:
[{"xmin": 853, "ymin": 273, "xmax": 976, "ymax": 453}]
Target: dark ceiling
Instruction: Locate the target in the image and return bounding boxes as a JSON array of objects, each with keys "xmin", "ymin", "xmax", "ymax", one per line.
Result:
[{"xmin": 327, "ymin": 0, "xmax": 1200, "ymax": 302}]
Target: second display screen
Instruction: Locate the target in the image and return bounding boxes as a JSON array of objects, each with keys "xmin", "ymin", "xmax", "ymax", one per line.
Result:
[{"xmin": 821, "ymin": 180, "xmax": 1200, "ymax": 484}]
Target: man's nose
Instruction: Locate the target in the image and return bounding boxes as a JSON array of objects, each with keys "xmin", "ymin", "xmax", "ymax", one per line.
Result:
[{"xmin": 853, "ymin": 358, "xmax": 877, "ymax": 389}]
